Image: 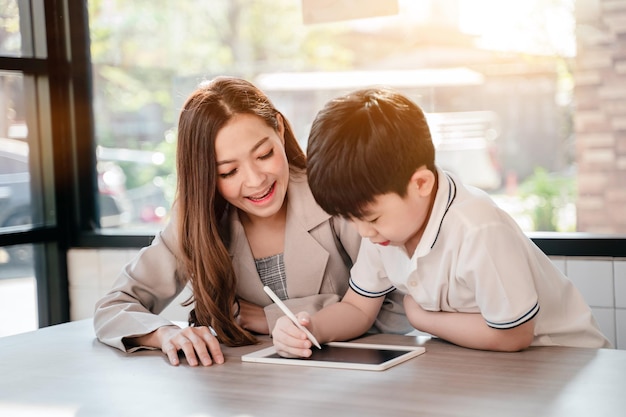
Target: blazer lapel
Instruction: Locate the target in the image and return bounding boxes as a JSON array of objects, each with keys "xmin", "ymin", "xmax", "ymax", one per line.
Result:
[{"xmin": 283, "ymin": 174, "xmax": 331, "ymax": 298}]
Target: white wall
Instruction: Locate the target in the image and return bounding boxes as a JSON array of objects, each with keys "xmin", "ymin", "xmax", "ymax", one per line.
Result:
[
  {"xmin": 67, "ymin": 248, "xmax": 193, "ymax": 324},
  {"xmin": 67, "ymin": 248, "xmax": 626, "ymax": 349}
]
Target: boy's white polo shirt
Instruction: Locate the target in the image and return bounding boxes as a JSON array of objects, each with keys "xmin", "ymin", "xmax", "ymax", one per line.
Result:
[{"xmin": 349, "ymin": 167, "xmax": 610, "ymax": 348}]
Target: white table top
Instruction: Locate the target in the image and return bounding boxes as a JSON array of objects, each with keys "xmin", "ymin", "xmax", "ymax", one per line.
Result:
[{"xmin": 1, "ymin": 319, "xmax": 625, "ymax": 417}]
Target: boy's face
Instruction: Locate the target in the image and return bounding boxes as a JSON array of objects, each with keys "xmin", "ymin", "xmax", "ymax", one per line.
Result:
[{"xmin": 349, "ymin": 167, "xmax": 436, "ymax": 255}]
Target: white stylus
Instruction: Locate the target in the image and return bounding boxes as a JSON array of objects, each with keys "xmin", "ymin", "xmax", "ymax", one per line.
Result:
[{"xmin": 263, "ymin": 286, "xmax": 322, "ymax": 349}]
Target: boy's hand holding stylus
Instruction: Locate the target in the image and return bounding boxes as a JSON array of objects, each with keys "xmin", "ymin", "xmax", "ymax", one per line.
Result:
[
  {"xmin": 271, "ymin": 312, "xmax": 318, "ymax": 358},
  {"xmin": 271, "ymin": 288, "xmax": 387, "ymax": 358},
  {"xmin": 264, "ymin": 285, "xmax": 321, "ymax": 357}
]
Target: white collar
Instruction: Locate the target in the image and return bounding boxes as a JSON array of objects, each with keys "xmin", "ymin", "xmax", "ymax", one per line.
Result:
[{"xmin": 414, "ymin": 166, "xmax": 457, "ymax": 258}]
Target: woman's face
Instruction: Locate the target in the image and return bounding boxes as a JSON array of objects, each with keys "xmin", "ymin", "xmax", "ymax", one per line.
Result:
[{"xmin": 214, "ymin": 113, "xmax": 290, "ymax": 223}]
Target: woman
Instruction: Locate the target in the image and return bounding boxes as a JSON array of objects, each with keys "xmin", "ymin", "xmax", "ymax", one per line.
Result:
[{"xmin": 94, "ymin": 76, "xmax": 409, "ymax": 367}]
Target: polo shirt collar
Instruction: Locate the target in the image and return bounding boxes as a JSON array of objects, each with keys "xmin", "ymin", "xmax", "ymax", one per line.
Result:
[{"xmin": 414, "ymin": 167, "xmax": 457, "ymax": 258}]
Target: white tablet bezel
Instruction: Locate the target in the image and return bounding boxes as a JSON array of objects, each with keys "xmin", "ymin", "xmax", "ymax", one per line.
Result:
[{"xmin": 241, "ymin": 342, "xmax": 426, "ymax": 371}]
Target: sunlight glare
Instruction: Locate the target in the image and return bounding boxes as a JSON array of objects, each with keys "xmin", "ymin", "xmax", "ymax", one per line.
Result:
[
  {"xmin": 0, "ymin": 402, "xmax": 78, "ymax": 417},
  {"xmin": 459, "ymin": 0, "xmax": 575, "ymax": 56}
]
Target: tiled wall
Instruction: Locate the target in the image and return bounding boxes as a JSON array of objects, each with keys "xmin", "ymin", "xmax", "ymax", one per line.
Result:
[
  {"xmin": 67, "ymin": 248, "xmax": 193, "ymax": 324},
  {"xmin": 550, "ymin": 257, "xmax": 624, "ymax": 349},
  {"xmin": 68, "ymin": 248, "xmax": 626, "ymax": 349}
]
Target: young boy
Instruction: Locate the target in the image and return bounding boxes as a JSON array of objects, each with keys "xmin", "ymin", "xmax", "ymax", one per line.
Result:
[{"xmin": 271, "ymin": 87, "xmax": 611, "ymax": 357}]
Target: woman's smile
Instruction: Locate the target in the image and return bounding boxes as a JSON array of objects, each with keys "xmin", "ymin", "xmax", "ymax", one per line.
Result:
[{"xmin": 246, "ymin": 182, "xmax": 276, "ymax": 204}]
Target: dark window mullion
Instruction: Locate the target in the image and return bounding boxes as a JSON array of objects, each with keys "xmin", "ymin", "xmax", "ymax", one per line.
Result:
[
  {"xmin": 0, "ymin": 57, "xmax": 47, "ymax": 72},
  {"xmin": 35, "ymin": 0, "xmax": 75, "ymax": 326},
  {"xmin": 65, "ymin": 0, "xmax": 98, "ymax": 233}
]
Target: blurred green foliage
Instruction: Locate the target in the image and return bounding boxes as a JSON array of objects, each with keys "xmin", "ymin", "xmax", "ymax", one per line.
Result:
[{"xmin": 519, "ymin": 167, "xmax": 576, "ymax": 231}]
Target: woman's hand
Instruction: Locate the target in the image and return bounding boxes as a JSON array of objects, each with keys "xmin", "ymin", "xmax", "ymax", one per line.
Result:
[
  {"xmin": 145, "ymin": 325, "xmax": 224, "ymax": 366},
  {"xmin": 236, "ymin": 299, "xmax": 269, "ymax": 334}
]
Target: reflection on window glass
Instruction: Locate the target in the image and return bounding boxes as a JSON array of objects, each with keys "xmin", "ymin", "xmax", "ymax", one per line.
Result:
[
  {"xmin": 0, "ymin": 243, "xmax": 38, "ymax": 337},
  {"xmin": 0, "ymin": 0, "xmax": 21, "ymax": 57},
  {"xmin": 0, "ymin": 73, "xmax": 33, "ymax": 234},
  {"xmin": 87, "ymin": 0, "xmax": 624, "ymax": 234}
]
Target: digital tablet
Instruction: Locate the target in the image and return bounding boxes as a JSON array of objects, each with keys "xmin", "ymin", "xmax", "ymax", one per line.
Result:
[{"xmin": 241, "ymin": 342, "xmax": 425, "ymax": 371}]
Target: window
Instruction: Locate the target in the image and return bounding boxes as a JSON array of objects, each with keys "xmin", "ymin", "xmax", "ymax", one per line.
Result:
[
  {"xmin": 0, "ymin": 0, "xmax": 624, "ymax": 335},
  {"xmin": 0, "ymin": 2, "xmax": 40, "ymax": 335},
  {"xmin": 0, "ymin": 0, "xmax": 76, "ymax": 334},
  {"xmin": 87, "ymin": 0, "xmax": 624, "ymax": 236}
]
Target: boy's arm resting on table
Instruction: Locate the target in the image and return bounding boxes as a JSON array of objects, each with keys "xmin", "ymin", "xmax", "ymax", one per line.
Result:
[
  {"xmin": 271, "ymin": 288, "xmax": 384, "ymax": 358},
  {"xmin": 404, "ymin": 295, "xmax": 535, "ymax": 352}
]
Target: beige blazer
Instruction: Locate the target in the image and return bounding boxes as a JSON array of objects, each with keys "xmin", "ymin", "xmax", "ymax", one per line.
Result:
[{"xmin": 94, "ymin": 173, "xmax": 409, "ymax": 352}]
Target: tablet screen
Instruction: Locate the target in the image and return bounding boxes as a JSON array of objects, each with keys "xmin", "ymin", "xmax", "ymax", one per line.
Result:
[
  {"xmin": 242, "ymin": 342, "xmax": 425, "ymax": 371},
  {"xmin": 266, "ymin": 344, "xmax": 409, "ymax": 364}
]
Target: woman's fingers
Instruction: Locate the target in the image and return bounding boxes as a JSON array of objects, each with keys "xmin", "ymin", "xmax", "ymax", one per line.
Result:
[
  {"xmin": 161, "ymin": 326, "xmax": 224, "ymax": 366},
  {"xmin": 194, "ymin": 327, "xmax": 224, "ymax": 365},
  {"xmin": 162, "ymin": 342, "xmax": 181, "ymax": 366}
]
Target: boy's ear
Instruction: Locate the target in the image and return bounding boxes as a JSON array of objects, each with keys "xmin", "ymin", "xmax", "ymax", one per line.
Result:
[{"xmin": 410, "ymin": 167, "xmax": 436, "ymax": 197}]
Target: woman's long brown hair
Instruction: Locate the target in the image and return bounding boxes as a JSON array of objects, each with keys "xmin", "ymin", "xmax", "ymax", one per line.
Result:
[{"xmin": 176, "ymin": 76, "xmax": 306, "ymax": 346}]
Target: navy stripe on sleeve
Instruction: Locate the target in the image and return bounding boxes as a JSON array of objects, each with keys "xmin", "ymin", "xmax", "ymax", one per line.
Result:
[
  {"xmin": 349, "ymin": 278, "xmax": 395, "ymax": 298},
  {"xmin": 486, "ymin": 302, "xmax": 540, "ymax": 329}
]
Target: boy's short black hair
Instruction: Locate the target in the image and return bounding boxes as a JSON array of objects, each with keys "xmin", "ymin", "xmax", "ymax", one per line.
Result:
[{"xmin": 306, "ymin": 87, "xmax": 436, "ymax": 218}]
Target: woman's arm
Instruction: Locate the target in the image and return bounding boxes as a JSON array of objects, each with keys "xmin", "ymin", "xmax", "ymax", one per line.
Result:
[
  {"xmin": 94, "ymin": 219, "xmax": 188, "ymax": 352},
  {"xmin": 94, "ymin": 224, "xmax": 226, "ymax": 366},
  {"xmin": 237, "ymin": 299, "xmax": 269, "ymax": 334}
]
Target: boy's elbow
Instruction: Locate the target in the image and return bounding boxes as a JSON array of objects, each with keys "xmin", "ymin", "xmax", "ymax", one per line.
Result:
[
  {"xmin": 494, "ymin": 336, "xmax": 532, "ymax": 352},
  {"xmin": 489, "ymin": 321, "xmax": 535, "ymax": 352}
]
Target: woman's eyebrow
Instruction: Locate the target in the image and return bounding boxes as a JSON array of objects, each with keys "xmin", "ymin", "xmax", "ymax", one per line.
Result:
[
  {"xmin": 216, "ymin": 137, "xmax": 269, "ymax": 166},
  {"xmin": 250, "ymin": 137, "xmax": 270, "ymax": 153}
]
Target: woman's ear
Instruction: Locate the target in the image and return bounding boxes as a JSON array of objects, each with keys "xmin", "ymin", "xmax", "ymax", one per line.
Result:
[{"xmin": 410, "ymin": 166, "xmax": 436, "ymax": 197}]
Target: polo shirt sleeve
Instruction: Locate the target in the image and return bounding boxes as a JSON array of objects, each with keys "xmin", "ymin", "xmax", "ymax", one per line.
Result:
[
  {"xmin": 458, "ymin": 221, "xmax": 539, "ymax": 329},
  {"xmin": 348, "ymin": 239, "xmax": 396, "ymax": 298}
]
